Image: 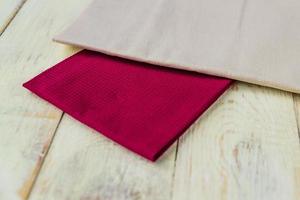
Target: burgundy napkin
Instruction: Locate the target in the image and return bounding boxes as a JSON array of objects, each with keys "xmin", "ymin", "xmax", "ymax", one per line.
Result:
[{"xmin": 23, "ymin": 50, "xmax": 232, "ymax": 161}]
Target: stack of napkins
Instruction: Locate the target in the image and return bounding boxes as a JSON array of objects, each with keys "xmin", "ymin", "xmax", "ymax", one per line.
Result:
[{"xmin": 24, "ymin": 0, "xmax": 300, "ymax": 161}]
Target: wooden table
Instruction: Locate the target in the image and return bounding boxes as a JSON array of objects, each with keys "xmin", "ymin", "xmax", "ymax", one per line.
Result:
[{"xmin": 0, "ymin": 0, "xmax": 299, "ymax": 199}]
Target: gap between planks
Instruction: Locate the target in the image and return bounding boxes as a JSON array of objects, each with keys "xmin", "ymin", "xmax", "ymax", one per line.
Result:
[
  {"xmin": 292, "ymin": 94, "xmax": 300, "ymax": 139},
  {"xmin": 24, "ymin": 113, "xmax": 65, "ymax": 200},
  {"xmin": 0, "ymin": 0, "xmax": 27, "ymax": 35}
]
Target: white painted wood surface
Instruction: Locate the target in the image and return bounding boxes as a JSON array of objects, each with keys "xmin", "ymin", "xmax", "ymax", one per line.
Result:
[{"xmin": 0, "ymin": 0, "xmax": 299, "ymax": 199}]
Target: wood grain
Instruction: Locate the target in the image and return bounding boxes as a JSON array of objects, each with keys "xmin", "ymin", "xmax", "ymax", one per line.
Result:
[{"xmin": 172, "ymin": 83, "xmax": 300, "ymax": 200}]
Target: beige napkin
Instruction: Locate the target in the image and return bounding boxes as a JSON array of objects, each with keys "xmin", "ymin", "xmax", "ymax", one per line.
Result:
[{"xmin": 55, "ymin": 0, "xmax": 300, "ymax": 93}]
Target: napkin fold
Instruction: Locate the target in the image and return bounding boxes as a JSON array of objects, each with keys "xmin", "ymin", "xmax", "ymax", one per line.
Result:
[{"xmin": 24, "ymin": 50, "xmax": 231, "ymax": 161}]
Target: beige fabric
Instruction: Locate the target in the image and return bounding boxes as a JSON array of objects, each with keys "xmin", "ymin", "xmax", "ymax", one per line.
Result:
[{"xmin": 55, "ymin": 0, "xmax": 300, "ymax": 93}]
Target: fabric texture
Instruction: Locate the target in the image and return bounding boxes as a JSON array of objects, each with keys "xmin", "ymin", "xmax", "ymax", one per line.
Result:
[
  {"xmin": 23, "ymin": 50, "xmax": 232, "ymax": 161},
  {"xmin": 55, "ymin": 0, "xmax": 300, "ymax": 93}
]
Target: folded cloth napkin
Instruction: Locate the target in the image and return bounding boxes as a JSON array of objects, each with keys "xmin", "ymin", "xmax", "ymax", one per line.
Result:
[
  {"xmin": 24, "ymin": 50, "xmax": 232, "ymax": 161},
  {"xmin": 55, "ymin": 0, "xmax": 300, "ymax": 93}
]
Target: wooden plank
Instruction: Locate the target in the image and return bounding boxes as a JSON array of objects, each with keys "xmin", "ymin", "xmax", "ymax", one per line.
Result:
[
  {"xmin": 28, "ymin": 115, "xmax": 177, "ymax": 200},
  {"xmin": 293, "ymin": 94, "xmax": 300, "ymax": 199},
  {"xmin": 0, "ymin": 0, "xmax": 26, "ymax": 33},
  {"xmin": 172, "ymin": 83, "xmax": 300, "ymax": 200},
  {"xmin": 0, "ymin": 0, "xmax": 88, "ymax": 199}
]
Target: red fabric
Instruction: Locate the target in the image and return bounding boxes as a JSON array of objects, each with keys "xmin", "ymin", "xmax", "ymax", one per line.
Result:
[{"xmin": 23, "ymin": 50, "xmax": 232, "ymax": 161}]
